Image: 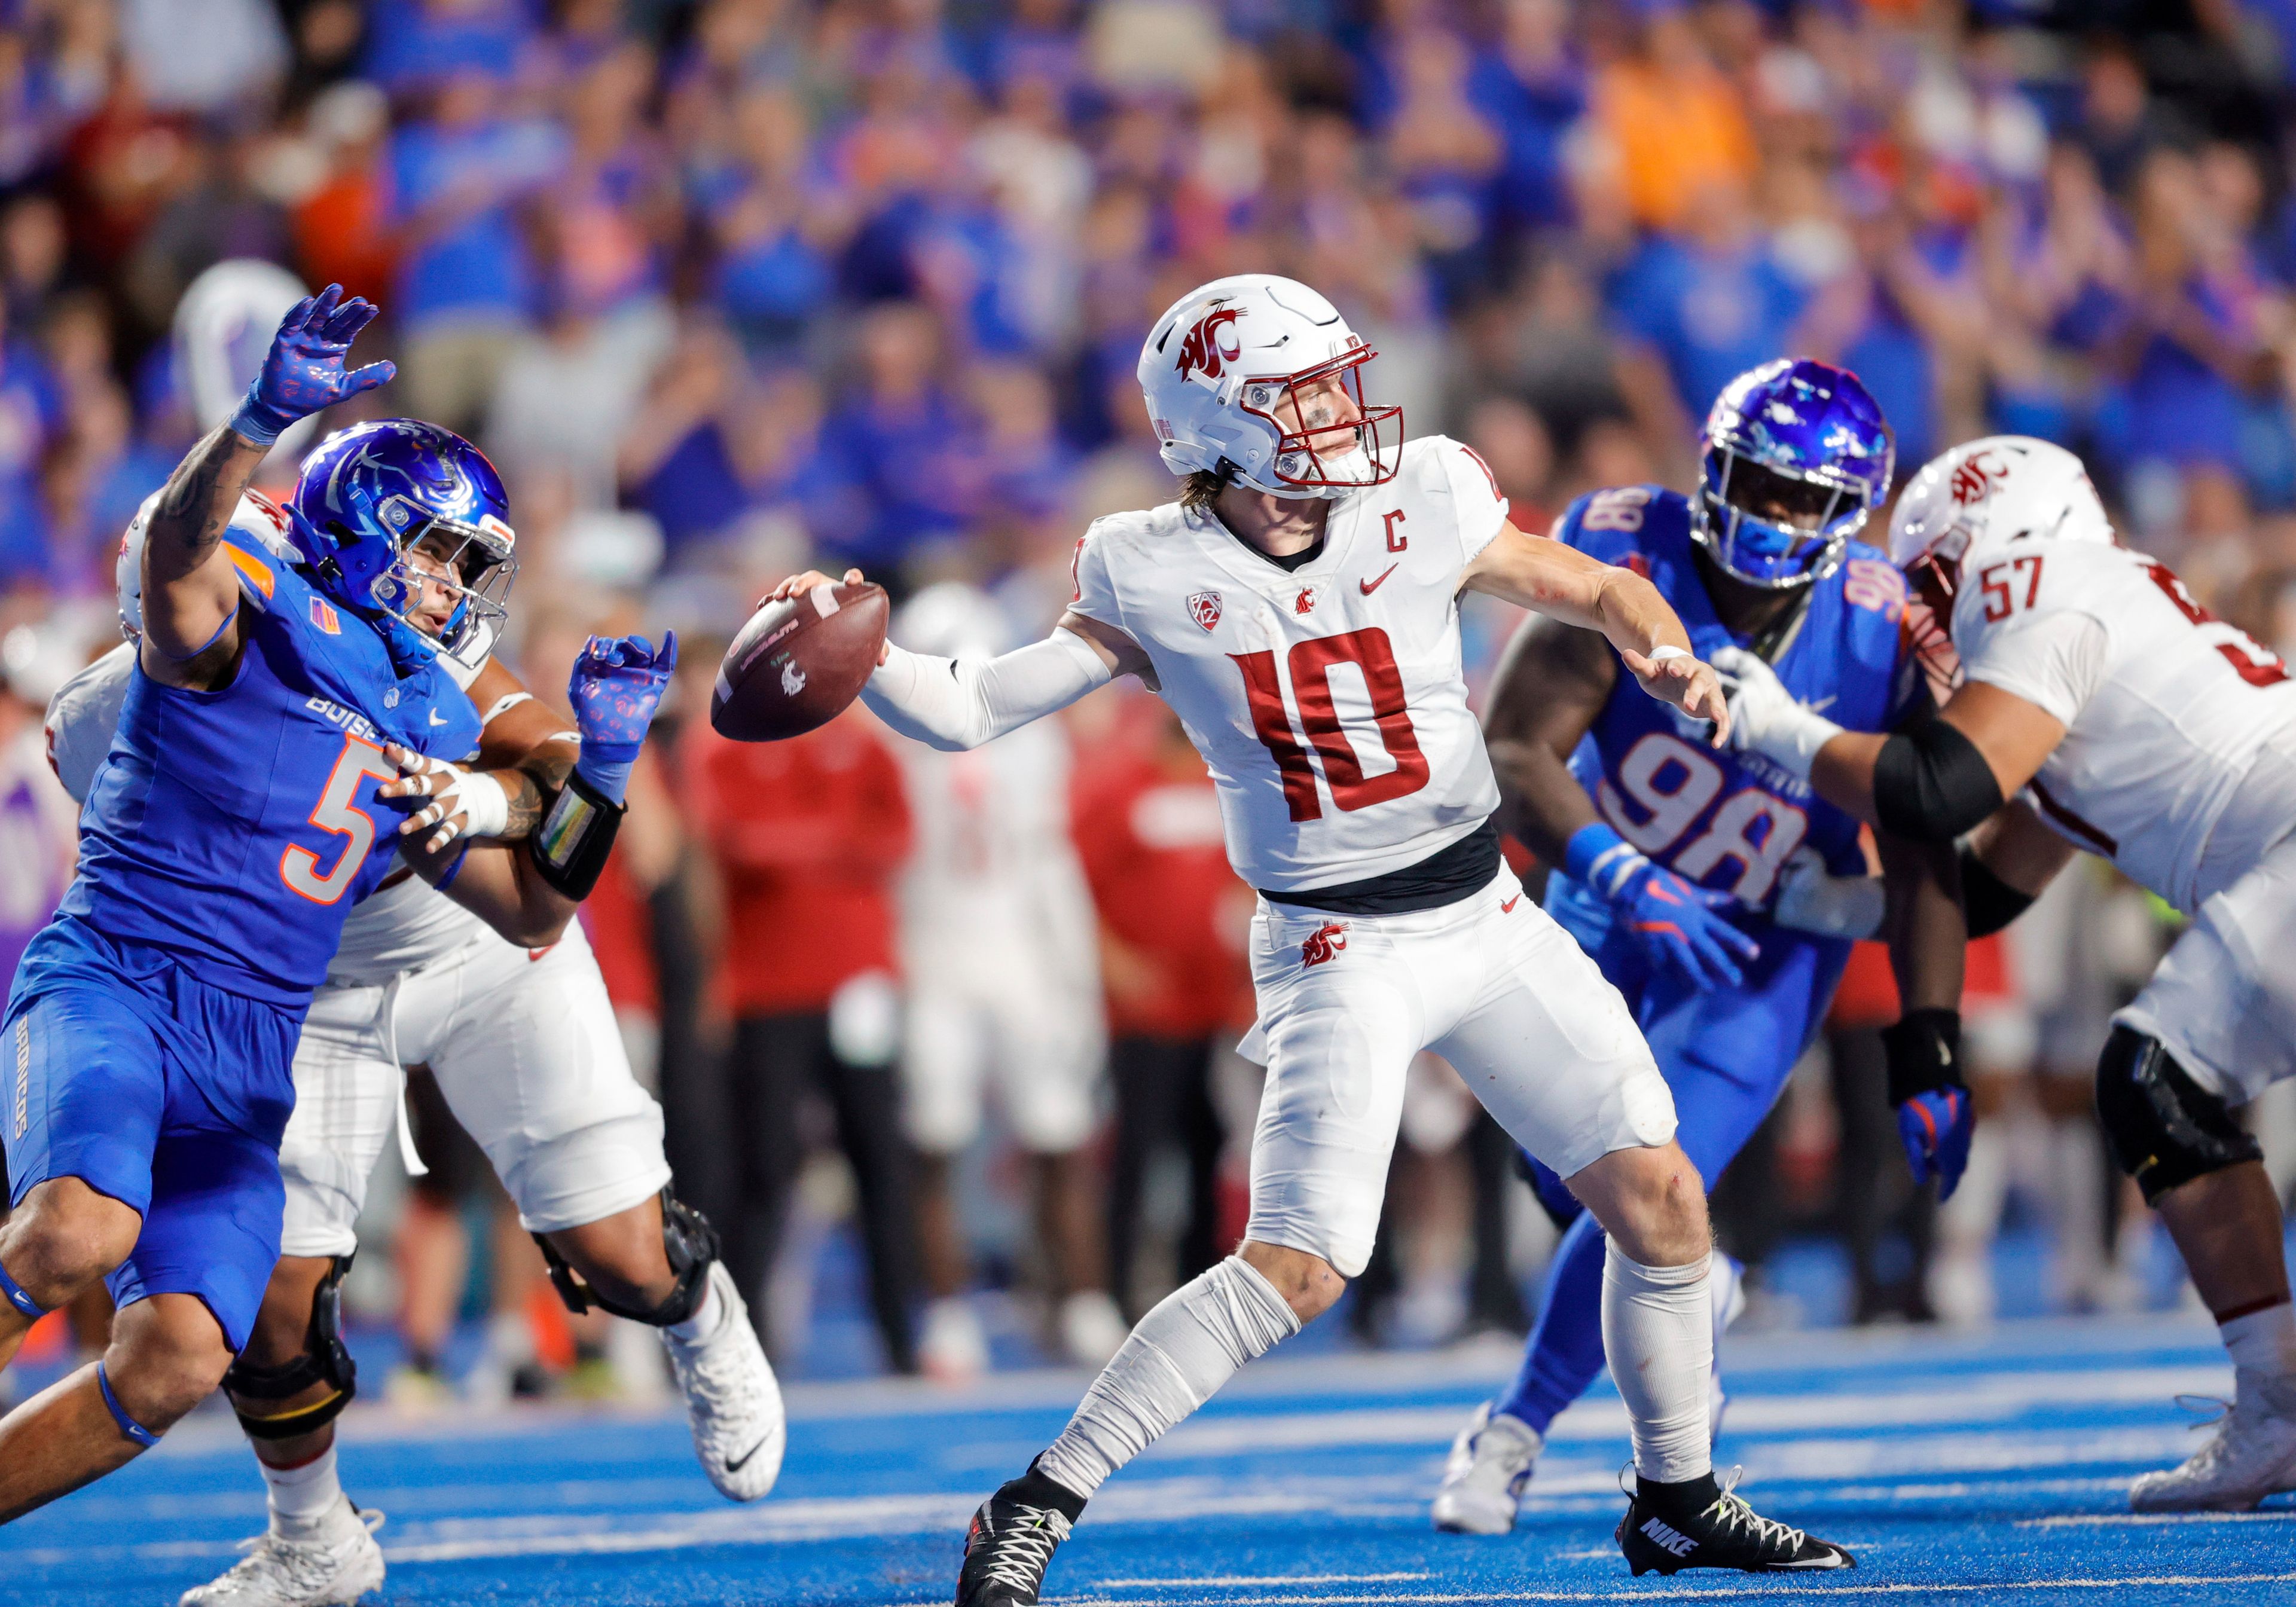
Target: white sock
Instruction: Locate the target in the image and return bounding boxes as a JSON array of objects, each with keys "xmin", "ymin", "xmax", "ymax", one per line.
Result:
[
  {"xmin": 665, "ymin": 1274, "xmax": 724, "ymax": 1343},
  {"xmin": 1034, "ymin": 1255, "xmax": 1299, "ymax": 1499},
  {"xmin": 1602, "ymin": 1242, "xmax": 1713, "ymax": 1486},
  {"xmin": 2222, "ymin": 1299, "xmax": 2296, "ymax": 1379},
  {"xmin": 262, "ymin": 1443, "xmax": 344, "ymax": 1537}
]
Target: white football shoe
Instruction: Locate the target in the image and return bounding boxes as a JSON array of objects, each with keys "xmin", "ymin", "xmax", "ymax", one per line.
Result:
[
  {"xmin": 1431, "ymin": 1403, "xmax": 1543, "ymax": 1534},
  {"xmin": 1058, "ymin": 1291, "xmax": 1129, "ymax": 1368},
  {"xmin": 2130, "ymin": 1370, "xmax": 2296, "ymax": 1513},
  {"xmin": 178, "ymin": 1498, "xmax": 383, "ymax": 1607},
  {"xmin": 920, "ymin": 1296, "xmax": 990, "ymax": 1385},
  {"xmin": 662, "ymin": 1261, "xmax": 786, "ymax": 1501}
]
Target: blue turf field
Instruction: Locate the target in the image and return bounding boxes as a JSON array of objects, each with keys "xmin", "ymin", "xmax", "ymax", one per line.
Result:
[{"xmin": 7, "ymin": 1313, "xmax": 2295, "ymax": 1606}]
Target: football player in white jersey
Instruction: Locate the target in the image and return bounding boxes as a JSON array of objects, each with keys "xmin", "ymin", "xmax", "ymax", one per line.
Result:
[
  {"xmin": 766, "ymin": 273, "xmax": 1855, "ymax": 1596},
  {"xmin": 47, "ymin": 489, "xmax": 784, "ymax": 1607},
  {"xmin": 887, "ymin": 583, "xmax": 1125, "ymax": 1379},
  {"xmin": 1718, "ymin": 435, "xmax": 2296, "ymax": 1513}
]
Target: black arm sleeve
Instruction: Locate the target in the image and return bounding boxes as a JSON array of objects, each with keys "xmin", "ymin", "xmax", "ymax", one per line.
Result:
[
  {"xmin": 1958, "ymin": 843, "xmax": 2037, "ymax": 938},
  {"xmin": 1871, "ymin": 717, "xmax": 2005, "ymax": 844}
]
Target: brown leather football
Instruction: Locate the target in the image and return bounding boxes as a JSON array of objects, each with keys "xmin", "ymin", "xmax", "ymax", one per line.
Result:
[{"xmin": 710, "ymin": 581, "xmax": 889, "ymax": 741}]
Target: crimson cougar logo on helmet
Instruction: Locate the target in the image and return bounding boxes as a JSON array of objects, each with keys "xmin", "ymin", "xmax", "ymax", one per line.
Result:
[
  {"xmin": 1176, "ymin": 305, "xmax": 1245, "ymax": 385},
  {"xmin": 1950, "ymin": 450, "xmax": 2006, "ymax": 506}
]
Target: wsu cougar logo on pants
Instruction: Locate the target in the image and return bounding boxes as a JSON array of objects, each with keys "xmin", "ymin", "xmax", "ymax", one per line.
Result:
[{"xmin": 1301, "ymin": 922, "xmax": 1348, "ymax": 967}]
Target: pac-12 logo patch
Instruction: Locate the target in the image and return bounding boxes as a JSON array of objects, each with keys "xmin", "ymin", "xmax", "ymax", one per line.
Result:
[
  {"xmin": 1301, "ymin": 921, "xmax": 1348, "ymax": 967},
  {"xmin": 309, "ymin": 595, "xmax": 340, "ymax": 634},
  {"xmin": 1187, "ymin": 590, "xmax": 1223, "ymax": 632}
]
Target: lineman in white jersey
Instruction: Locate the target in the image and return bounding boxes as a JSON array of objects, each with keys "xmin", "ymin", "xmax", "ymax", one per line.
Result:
[
  {"xmin": 1719, "ymin": 435, "xmax": 2296, "ymax": 1513},
  {"xmin": 767, "ymin": 273, "xmax": 1855, "ymax": 1598},
  {"xmin": 48, "ymin": 492, "xmax": 784, "ymax": 1607}
]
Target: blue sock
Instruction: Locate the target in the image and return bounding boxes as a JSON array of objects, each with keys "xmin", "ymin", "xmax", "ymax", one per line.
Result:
[
  {"xmin": 96, "ymin": 1362, "xmax": 160, "ymax": 1449},
  {"xmin": 0, "ymin": 1257, "xmax": 45, "ymax": 1321},
  {"xmin": 1493, "ymin": 1212, "xmax": 1610, "ymax": 1435}
]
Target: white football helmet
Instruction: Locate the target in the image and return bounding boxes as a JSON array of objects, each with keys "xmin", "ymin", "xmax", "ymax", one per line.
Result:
[
  {"xmin": 1891, "ymin": 437, "xmax": 2110, "ymax": 589},
  {"xmin": 115, "ymin": 485, "xmax": 301, "ymax": 638},
  {"xmin": 1137, "ymin": 274, "xmax": 1401, "ymax": 500}
]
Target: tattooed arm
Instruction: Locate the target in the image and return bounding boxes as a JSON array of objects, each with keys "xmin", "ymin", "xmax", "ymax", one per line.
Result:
[
  {"xmin": 138, "ymin": 426, "xmax": 270, "ymax": 688},
  {"xmin": 142, "ymin": 285, "xmax": 395, "ymax": 691}
]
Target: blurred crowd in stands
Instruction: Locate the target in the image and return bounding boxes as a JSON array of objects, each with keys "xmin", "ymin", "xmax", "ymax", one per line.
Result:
[{"xmin": 7, "ymin": 0, "xmax": 2296, "ymax": 1390}]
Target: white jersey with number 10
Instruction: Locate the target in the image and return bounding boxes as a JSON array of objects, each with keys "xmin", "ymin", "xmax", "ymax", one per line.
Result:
[{"xmin": 1070, "ymin": 435, "xmax": 1506, "ymax": 893}]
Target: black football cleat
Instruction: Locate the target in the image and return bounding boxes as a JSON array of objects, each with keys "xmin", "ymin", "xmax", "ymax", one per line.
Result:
[
  {"xmin": 955, "ymin": 1461, "xmax": 1087, "ymax": 1607},
  {"xmin": 1616, "ymin": 1468, "xmax": 1855, "ymax": 1575}
]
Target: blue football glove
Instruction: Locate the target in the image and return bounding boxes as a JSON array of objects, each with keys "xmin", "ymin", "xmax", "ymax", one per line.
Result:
[
  {"xmin": 229, "ymin": 283, "xmax": 396, "ymax": 445},
  {"xmin": 569, "ymin": 631, "xmax": 677, "ymax": 805},
  {"xmin": 1564, "ymin": 821, "xmax": 1758, "ymax": 991},
  {"xmin": 1883, "ymin": 1008, "xmax": 1972, "ymax": 1200}
]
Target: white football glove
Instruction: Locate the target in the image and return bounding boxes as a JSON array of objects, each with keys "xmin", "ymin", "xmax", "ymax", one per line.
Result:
[
  {"xmin": 1710, "ymin": 645, "xmax": 1845, "ymax": 780},
  {"xmin": 1770, "ymin": 844, "xmax": 1885, "ymax": 940},
  {"xmin": 380, "ymin": 747, "xmax": 512, "ymax": 851}
]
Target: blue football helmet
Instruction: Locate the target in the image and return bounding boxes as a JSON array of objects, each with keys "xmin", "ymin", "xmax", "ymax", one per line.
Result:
[
  {"xmin": 1691, "ymin": 358, "xmax": 1893, "ymax": 589},
  {"xmin": 286, "ymin": 418, "xmax": 517, "ymax": 666}
]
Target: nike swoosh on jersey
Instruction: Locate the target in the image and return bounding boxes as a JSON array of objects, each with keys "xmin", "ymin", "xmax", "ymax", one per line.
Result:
[
  {"xmin": 429, "ymin": 710, "xmax": 449, "ymax": 726},
  {"xmin": 1360, "ymin": 564, "xmax": 1399, "ymax": 595},
  {"xmin": 1501, "ymin": 894, "xmax": 1521, "ymax": 912}
]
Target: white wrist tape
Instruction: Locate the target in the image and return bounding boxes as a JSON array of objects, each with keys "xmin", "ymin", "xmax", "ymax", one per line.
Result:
[
  {"xmin": 402, "ymin": 757, "xmax": 512, "ymax": 844},
  {"xmin": 860, "ymin": 627, "xmax": 1111, "ymax": 751},
  {"xmin": 1646, "ymin": 644, "xmax": 1691, "ymax": 664}
]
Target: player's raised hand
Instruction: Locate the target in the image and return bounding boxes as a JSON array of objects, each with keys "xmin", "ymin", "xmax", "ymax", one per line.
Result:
[
  {"xmin": 1621, "ymin": 644, "xmax": 1730, "ymax": 747},
  {"xmin": 229, "ymin": 284, "xmax": 396, "ymax": 445},
  {"xmin": 762, "ymin": 569, "xmax": 887, "ymax": 664},
  {"xmin": 378, "ymin": 746, "xmax": 512, "ymax": 851},
  {"xmin": 570, "ymin": 631, "xmax": 679, "ymax": 759}
]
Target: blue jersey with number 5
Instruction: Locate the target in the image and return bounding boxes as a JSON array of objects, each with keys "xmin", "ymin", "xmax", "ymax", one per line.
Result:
[
  {"xmin": 1554, "ymin": 484, "xmax": 1919, "ymax": 923},
  {"xmin": 59, "ymin": 534, "xmax": 483, "ymax": 1006}
]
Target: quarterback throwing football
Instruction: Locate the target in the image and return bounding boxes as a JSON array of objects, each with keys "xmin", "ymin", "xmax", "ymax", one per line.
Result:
[{"xmin": 768, "ymin": 274, "xmax": 1854, "ymax": 1598}]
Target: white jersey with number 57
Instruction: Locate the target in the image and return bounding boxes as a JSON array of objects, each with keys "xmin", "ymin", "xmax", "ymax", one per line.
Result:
[
  {"xmin": 1071, "ymin": 435, "xmax": 1506, "ymax": 893},
  {"xmin": 1953, "ymin": 536, "xmax": 2296, "ymax": 914}
]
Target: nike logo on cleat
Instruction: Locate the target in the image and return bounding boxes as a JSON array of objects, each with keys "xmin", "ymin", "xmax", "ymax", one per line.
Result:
[
  {"xmin": 1641, "ymin": 1517, "xmax": 1697, "ymax": 1558},
  {"xmin": 726, "ymin": 1434, "xmax": 774, "ymax": 1474},
  {"xmin": 1360, "ymin": 564, "xmax": 1399, "ymax": 595}
]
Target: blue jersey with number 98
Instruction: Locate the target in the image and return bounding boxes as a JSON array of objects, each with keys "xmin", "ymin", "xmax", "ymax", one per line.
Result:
[
  {"xmin": 59, "ymin": 533, "xmax": 483, "ymax": 1007},
  {"xmin": 1553, "ymin": 484, "xmax": 1919, "ymax": 924}
]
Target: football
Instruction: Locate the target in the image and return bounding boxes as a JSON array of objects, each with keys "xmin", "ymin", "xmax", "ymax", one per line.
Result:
[{"xmin": 710, "ymin": 580, "xmax": 890, "ymax": 741}]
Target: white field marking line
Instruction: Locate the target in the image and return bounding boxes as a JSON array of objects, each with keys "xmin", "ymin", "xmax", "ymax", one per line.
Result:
[
  {"xmin": 25, "ymin": 1437, "xmax": 2191, "ymax": 1564},
  {"xmin": 2021, "ymin": 1509, "xmax": 2296, "ymax": 1527},
  {"xmin": 1094, "ymin": 1577, "xmax": 1431, "ymax": 1588},
  {"xmin": 370, "ymin": 1425, "xmax": 2190, "ymax": 1563},
  {"xmin": 1155, "ymin": 1366, "xmax": 2230, "ymax": 1458},
  {"xmin": 1068, "ymin": 1576, "xmax": 2296, "ymax": 1606}
]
